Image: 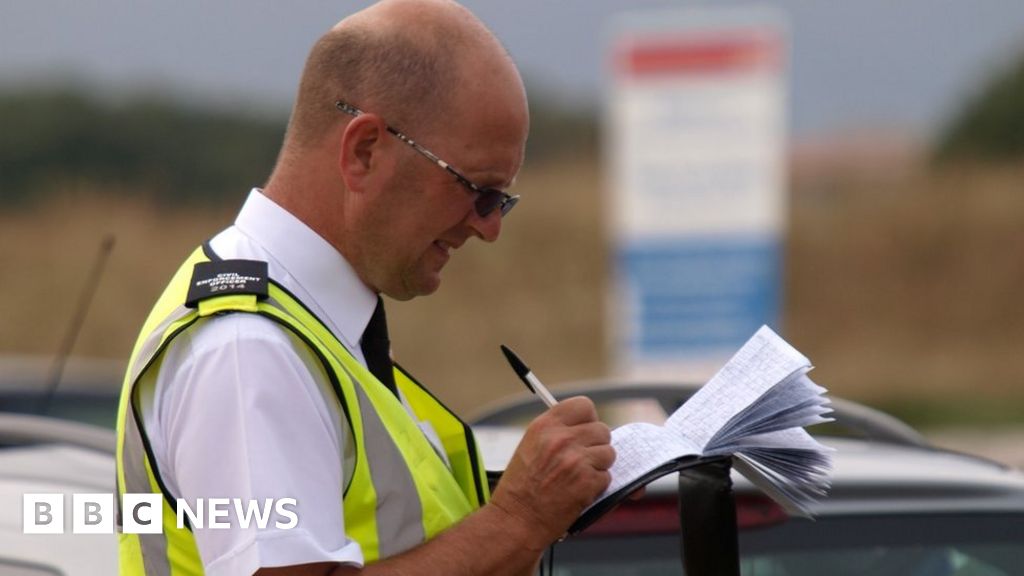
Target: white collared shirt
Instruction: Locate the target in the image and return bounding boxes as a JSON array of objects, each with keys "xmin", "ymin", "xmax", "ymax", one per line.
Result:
[{"xmin": 138, "ymin": 190, "xmax": 378, "ymax": 574}]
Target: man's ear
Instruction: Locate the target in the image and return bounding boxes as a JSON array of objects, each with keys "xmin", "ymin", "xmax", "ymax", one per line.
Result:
[{"xmin": 338, "ymin": 114, "xmax": 388, "ymax": 194}]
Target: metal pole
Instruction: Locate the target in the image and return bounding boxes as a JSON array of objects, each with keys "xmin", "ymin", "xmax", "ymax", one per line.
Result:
[{"xmin": 678, "ymin": 456, "xmax": 740, "ymax": 576}]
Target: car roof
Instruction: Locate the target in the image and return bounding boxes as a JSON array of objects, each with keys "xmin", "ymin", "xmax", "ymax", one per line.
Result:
[
  {"xmin": 471, "ymin": 379, "xmax": 930, "ymax": 446},
  {"xmin": 474, "ymin": 425, "xmax": 1024, "ymax": 516},
  {"xmin": 0, "ymin": 412, "xmax": 115, "ymax": 453},
  {"xmin": 470, "ymin": 380, "xmax": 1024, "ymax": 517},
  {"xmin": 797, "ymin": 436, "xmax": 1024, "ymax": 514}
]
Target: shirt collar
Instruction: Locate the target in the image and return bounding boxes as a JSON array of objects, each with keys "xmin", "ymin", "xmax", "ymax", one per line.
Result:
[{"xmin": 233, "ymin": 189, "xmax": 378, "ymax": 353}]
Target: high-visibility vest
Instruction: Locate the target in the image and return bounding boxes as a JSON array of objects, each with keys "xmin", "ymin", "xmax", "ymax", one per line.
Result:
[{"xmin": 115, "ymin": 244, "xmax": 490, "ymax": 575}]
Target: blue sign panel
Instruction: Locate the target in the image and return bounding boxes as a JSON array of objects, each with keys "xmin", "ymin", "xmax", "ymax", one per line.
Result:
[{"xmin": 618, "ymin": 235, "xmax": 781, "ymax": 359}]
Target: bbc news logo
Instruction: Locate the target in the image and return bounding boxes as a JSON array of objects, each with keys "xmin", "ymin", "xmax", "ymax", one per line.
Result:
[{"xmin": 23, "ymin": 493, "xmax": 298, "ymax": 534}]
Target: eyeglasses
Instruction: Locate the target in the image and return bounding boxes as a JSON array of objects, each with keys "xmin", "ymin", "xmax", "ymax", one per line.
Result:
[{"xmin": 335, "ymin": 101, "xmax": 520, "ymax": 218}]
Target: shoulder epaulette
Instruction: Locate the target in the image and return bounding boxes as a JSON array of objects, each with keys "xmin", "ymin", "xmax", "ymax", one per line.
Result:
[{"xmin": 184, "ymin": 259, "xmax": 269, "ymax": 308}]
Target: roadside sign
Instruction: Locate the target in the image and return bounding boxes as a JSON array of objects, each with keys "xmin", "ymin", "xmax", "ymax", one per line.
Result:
[{"xmin": 607, "ymin": 7, "xmax": 788, "ymax": 380}]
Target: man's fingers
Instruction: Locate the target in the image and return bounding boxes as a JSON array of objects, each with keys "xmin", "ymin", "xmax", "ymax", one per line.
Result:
[
  {"xmin": 534, "ymin": 397, "xmax": 613, "ymax": 468},
  {"xmin": 586, "ymin": 444, "xmax": 616, "ymax": 471},
  {"xmin": 547, "ymin": 396, "xmax": 599, "ymax": 426},
  {"xmin": 574, "ymin": 420, "xmax": 612, "ymax": 447},
  {"xmin": 491, "ymin": 395, "xmax": 619, "ymax": 544}
]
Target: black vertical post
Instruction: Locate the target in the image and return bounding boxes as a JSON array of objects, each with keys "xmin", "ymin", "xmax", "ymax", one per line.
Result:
[{"xmin": 677, "ymin": 456, "xmax": 740, "ymax": 576}]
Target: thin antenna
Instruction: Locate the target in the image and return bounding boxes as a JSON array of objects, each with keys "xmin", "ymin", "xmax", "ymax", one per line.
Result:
[{"xmin": 36, "ymin": 234, "xmax": 116, "ymax": 415}]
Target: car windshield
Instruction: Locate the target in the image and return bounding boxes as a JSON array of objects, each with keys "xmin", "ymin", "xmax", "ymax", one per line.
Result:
[
  {"xmin": 552, "ymin": 514, "xmax": 1023, "ymax": 575},
  {"xmin": 0, "ymin": 392, "xmax": 117, "ymax": 428},
  {"xmin": 479, "ymin": 397, "xmax": 675, "ymax": 429}
]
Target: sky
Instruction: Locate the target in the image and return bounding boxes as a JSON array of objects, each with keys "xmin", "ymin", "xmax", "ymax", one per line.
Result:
[{"xmin": 3, "ymin": 0, "xmax": 1024, "ymax": 140}]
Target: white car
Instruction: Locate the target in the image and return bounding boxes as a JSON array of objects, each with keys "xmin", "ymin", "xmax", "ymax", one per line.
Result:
[
  {"xmin": 0, "ymin": 413, "xmax": 117, "ymax": 575},
  {"xmin": 471, "ymin": 381, "xmax": 1024, "ymax": 575}
]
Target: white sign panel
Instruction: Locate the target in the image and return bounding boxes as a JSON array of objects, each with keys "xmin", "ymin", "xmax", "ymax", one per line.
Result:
[{"xmin": 608, "ymin": 7, "xmax": 788, "ymax": 380}]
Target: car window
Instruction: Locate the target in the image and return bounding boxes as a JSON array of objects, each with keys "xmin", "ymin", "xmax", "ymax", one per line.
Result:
[
  {"xmin": 551, "ymin": 514, "xmax": 1024, "ymax": 576},
  {"xmin": 553, "ymin": 542, "xmax": 1022, "ymax": 576},
  {"xmin": 0, "ymin": 393, "xmax": 117, "ymax": 428},
  {"xmin": 742, "ymin": 545, "xmax": 1020, "ymax": 576}
]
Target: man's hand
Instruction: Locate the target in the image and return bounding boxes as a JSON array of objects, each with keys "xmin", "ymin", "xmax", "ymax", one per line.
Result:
[
  {"xmin": 488, "ymin": 396, "xmax": 615, "ymax": 550},
  {"xmin": 256, "ymin": 399, "xmax": 612, "ymax": 576}
]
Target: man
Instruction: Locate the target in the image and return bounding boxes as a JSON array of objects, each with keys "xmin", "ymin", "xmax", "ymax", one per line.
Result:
[{"xmin": 115, "ymin": 1, "xmax": 614, "ymax": 575}]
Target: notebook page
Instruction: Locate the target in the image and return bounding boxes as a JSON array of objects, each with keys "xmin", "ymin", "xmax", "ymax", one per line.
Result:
[
  {"xmin": 665, "ymin": 325, "xmax": 810, "ymax": 449},
  {"xmin": 598, "ymin": 421, "xmax": 702, "ymax": 501}
]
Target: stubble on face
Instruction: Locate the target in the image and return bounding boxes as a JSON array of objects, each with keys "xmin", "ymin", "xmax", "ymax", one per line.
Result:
[
  {"xmin": 353, "ymin": 153, "xmax": 458, "ymax": 301},
  {"xmin": 372, "ymin": 116, "xmax": 526, "ymax": 300}
]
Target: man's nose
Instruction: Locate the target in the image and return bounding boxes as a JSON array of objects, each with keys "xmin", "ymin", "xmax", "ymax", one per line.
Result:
[{"xmin": 466, "ymin": 207, "xmax": 502, "ymax": 243}]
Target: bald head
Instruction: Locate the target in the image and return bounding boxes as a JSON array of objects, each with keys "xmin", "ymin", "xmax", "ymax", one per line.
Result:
[
  {"xmin": 284, "ymin": 0, "xmax": 524, "ymax": 151},
  {"xmin": 265, "ymin": 1, "xmax": 529, "ymax": 300}
]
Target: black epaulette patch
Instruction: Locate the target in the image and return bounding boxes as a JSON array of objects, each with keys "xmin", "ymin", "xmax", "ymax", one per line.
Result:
[{"xmin": 185, "ymin": 259, "xmax": 269, "ymax": 308}]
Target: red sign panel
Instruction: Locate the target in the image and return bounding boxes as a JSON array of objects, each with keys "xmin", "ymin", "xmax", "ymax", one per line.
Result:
[{"xmin": 616, "ymin": 32, "xmax": 782, "ymax": 77}]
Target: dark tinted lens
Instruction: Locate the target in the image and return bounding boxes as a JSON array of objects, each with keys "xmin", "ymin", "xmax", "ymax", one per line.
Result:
[
  {"xmin": 474, "ymin": 189, "xmax": 507, "ymax": 217},
  {"xmin": 499, "ymin": 194, "xmax": 518, "ymax": 216}
]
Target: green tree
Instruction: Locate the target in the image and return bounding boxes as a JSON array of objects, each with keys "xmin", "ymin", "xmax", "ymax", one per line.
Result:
[
  {"xmin": 0, "ymin": 86, "xmax": 597, "ymax": 206},
  {"xmin": 0, "ymin": 89, "xmax": 285, "ymax": 205},
  {"xmin": 934, "ymin": 50, "xmax": 1024, "ymax": 162}
]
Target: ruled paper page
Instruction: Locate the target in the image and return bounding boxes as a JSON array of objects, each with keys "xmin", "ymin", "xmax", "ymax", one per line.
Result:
[{"xmin": 665, "ymin": 325, "xmax": 811, "ymax": 450}]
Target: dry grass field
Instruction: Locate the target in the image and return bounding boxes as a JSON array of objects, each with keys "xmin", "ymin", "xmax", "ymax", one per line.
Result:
[
  {"xmin": 2, "ymin": 157, "xmax": 1022, "ymax": 424},
  {"xmin": 785, "ymin": 161, "xmax": 1024, "ymax": 424}
]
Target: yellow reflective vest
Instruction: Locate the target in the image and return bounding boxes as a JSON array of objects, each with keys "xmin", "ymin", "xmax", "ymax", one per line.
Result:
[{"xmin": 115, "ymin": 244, "xmax": 490, "ymax": 575}]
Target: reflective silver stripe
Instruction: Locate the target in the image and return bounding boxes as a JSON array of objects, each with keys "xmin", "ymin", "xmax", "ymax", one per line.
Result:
[
  {"xmin": 118, "ymin": 305, "xmax": 191, "ymax": 575},
  {"xmin": 122, "ymin": 408, "xmax": 172, "ymax": 576},
  {"xmin": 354, "ymin": 383, "xmax": 425, "ymax": 558},
  {"xmin": 265, "ymin": 294, "xmax": 427, "ymax": 557},
  {"xmin": 128, "ymin": 305, "xmax": 194, "ymax": 385}
]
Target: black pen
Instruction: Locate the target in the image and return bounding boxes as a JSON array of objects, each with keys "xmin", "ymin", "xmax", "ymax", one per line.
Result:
[{"xmin": 500, "ymin": 344, "xmax": 558, "ymax": 408}]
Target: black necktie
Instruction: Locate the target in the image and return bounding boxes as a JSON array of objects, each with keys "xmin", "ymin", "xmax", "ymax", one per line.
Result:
[{"xmin": 361, "ymin": 296, "xmax": 398, "ymax": 397}]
